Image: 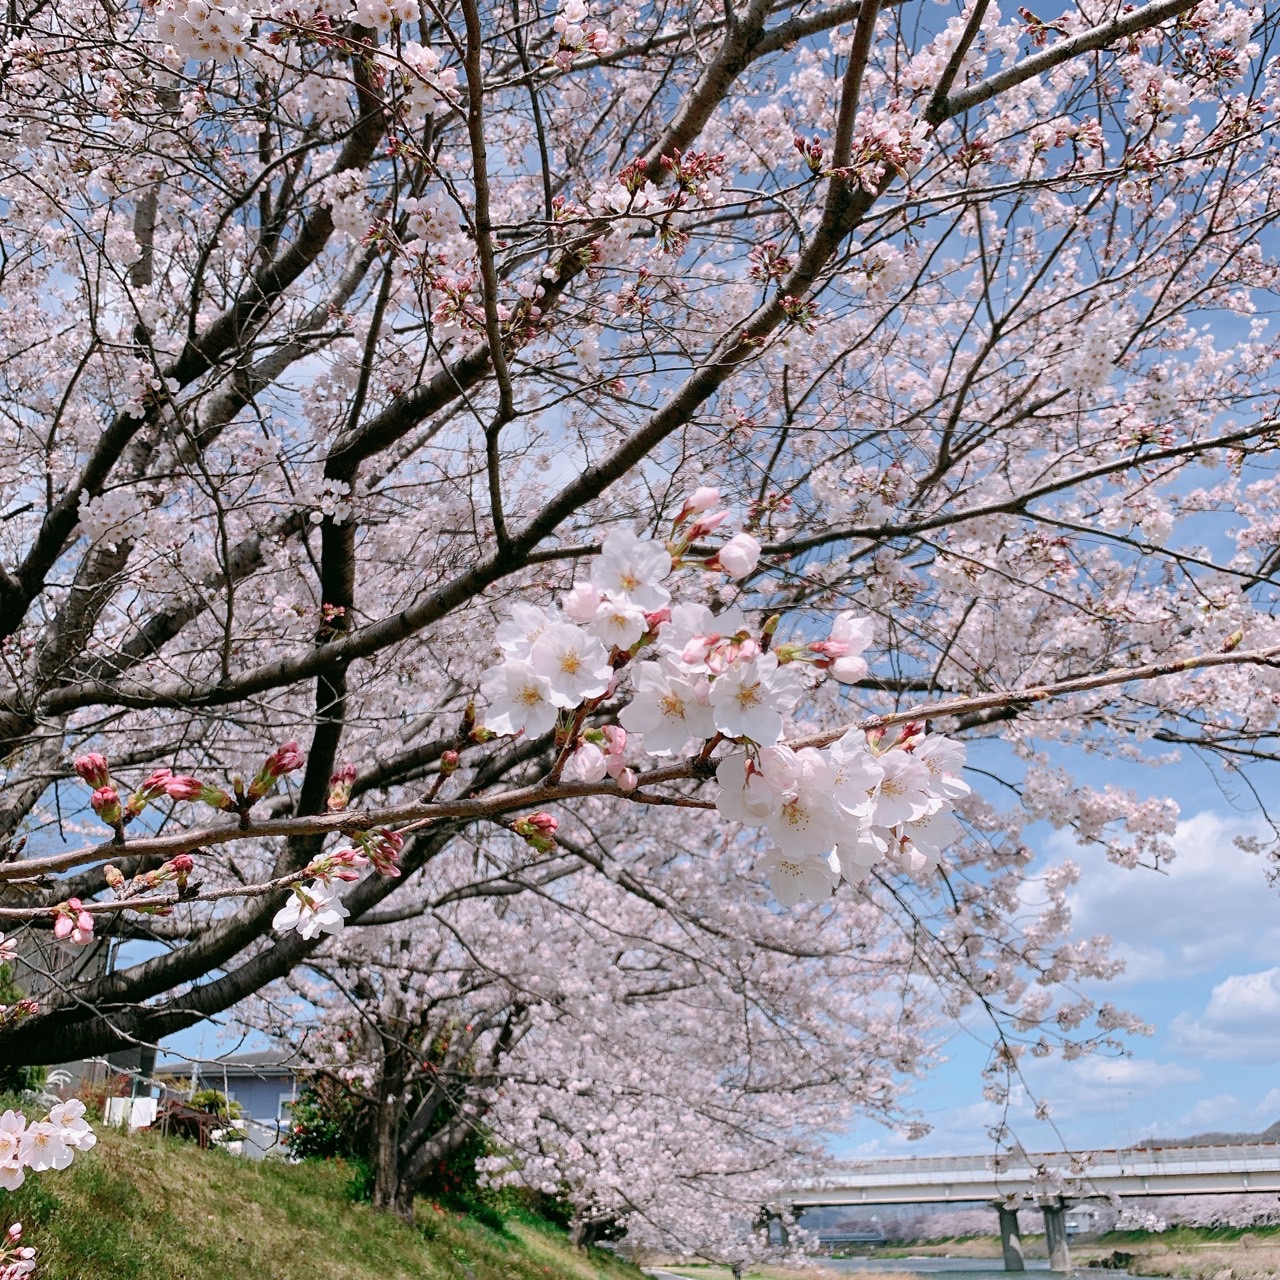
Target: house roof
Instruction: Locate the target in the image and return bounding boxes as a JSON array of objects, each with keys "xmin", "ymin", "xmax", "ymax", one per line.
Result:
[{"xmin": 155, "ymin": 1050, "xmax": 302, "ymax": 1080}]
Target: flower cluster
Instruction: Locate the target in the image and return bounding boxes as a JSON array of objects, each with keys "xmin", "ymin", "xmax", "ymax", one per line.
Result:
[
  {"xmin": 716, "ymin": 725, "xmax": 968, "ymax": 905},
  {"xmin": 0, "ymin": 1222, "xmax": 34, "ymax": 1280},
  {"xmin": 396, "ymin": 42, "xmax": 459, "ymax": 122},
  {"xmin": 353, "ymin": 0, "xmax": 419, "ymax": 29},
  {"xmin": 551, "ymin": 0, "xmax": 611, "ymax": 70},
  {"xmin": 476, "ymin": 491, "xmax": 967, "ymax": 905},
  {"xmin": 154, "ymin": 0, "xmax": 253, "ymax": 64},
  {"xmin": 271, "ymin": 880, "xmax": 350, "ymax": 940},
  {"xmin": 50, "ymin": 899, "xmax": 94, "ymax": 946},
  {"xmin": 0, "ymin": 1101, "xmax": 96, "ymax": 1192}
]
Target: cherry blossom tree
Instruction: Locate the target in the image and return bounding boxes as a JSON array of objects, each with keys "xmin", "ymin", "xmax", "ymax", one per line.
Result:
[
  {"xmin": 0, "ymin": 0, "xmax": 1277, "ymax": 1200},
  {"xmin": 259, "ymin": 822, "xmax": 952, "ymax": 1228}
]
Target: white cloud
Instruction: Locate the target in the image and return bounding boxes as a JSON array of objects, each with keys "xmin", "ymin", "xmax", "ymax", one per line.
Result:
[
  {"xmin": 1171, "ymin": 968, "xmax": 1280, "ymax": 1061},
  {"xmin": 1176, "ymin": 1095, "xmax": 1242, "ymax": 1131},
  {"xmin": 1062, "ymin": 811, "xmax": 1280, "ymax": 984}
]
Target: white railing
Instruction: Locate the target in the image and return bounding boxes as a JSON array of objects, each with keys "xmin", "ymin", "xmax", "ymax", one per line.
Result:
[{"xmin": 795, "ymin": 1143, "xmax": 1280, "ymax": 1191}]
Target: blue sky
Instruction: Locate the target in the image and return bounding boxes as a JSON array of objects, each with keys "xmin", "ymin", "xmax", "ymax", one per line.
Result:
[{"xmin": 837, "ymin": 750, "xmax": 1280, "ymax": 1159}]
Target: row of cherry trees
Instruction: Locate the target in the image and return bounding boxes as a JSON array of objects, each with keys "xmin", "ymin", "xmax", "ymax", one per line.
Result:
[{"xmin": 1, "ymin": 0, "xmax": 1279, "ymax": 1259}]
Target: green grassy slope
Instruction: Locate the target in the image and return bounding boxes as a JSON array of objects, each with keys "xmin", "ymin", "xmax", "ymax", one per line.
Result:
[{"xmin": 0, "ymin": 1126, "xmax": 649, "ymax": 1280}]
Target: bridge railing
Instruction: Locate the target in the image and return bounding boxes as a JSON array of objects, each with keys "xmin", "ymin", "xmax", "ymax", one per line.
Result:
[{"xmin": 794, "ymin": 1143, "xmax": 1280, "ymax": 1189}]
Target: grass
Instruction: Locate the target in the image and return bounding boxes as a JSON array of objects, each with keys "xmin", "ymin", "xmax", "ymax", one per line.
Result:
[{"xmin": 0, "ymin": 1125, "xmax": 651, "ymax": 1280}]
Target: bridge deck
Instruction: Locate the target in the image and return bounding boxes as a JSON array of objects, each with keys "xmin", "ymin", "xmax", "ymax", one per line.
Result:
[{"xmin": 791, "ymin": 1143, "xmax": 1280, "ymax": 1205}]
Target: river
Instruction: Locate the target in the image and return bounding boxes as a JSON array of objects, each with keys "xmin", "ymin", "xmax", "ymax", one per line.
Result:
[{"xmin": 823, "ymin": 1257, "xmax": 1128, "ymax": 1278}]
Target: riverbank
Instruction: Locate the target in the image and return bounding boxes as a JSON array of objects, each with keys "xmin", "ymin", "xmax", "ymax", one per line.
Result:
[
  {"xmin": 861, "ymin": 1223, "xmax": 1280, "ymax": 1278},
  {"xmin": 0, "ymin": 1124, "xmax": 651, "ymax": 1280}
]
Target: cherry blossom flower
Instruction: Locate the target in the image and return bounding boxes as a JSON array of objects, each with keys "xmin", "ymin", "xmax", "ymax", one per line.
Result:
[
  {"xmin": 272, "ymin": 881, "xmax": 349, "ymax": 940},
  {"xmin": 871, "ymin": 752, "xmax": 940, "ymax": 827},
  {"xmin": 619, "ymin": 661, "xmax": 715, "ymax": 755},
  {"xmin": 915, "ymin": 735, "xmax": 971, "ymax": 800},
  {"xmin": 528, "ymin": 623, "xmax": 613, "ymax": 707},
  {"xmin": 589, "ymin": 597, "xmax": 648, "ymax": 650},
  {"xmin": 713, "ymin": 753, "xmax": 775, "ymax": 825},
  {"xmin": 754, "ymin": 747, "xmax": 846, "ymax": 857},
  {"xmin": 712, "ymin": 531, "xmax": 761, "ymax": 579},
  {"xmin": 496, "ymin": 602, "xmax": 563, "ymax": 659},
  {"xmin": 589, "ymin": 528, "xmax": 672, "ymax": 611},
  {"xmin": 757, "ymin": 847, "xmax": 838, "ymax": 906},
  {"xmin": 828, "ymin": 729, "xmax": 886, "ymax": 817},
  {"xmin": 480, "ymin": 661, "xmax": 559, "ymax": 736},
  {"xmin": 48, "ymin": 1101, "xmax": 96, "ymax": 1154},
  {"xmin": 708, "ymin": 653, "xmax": 802, "ymax": 743},
  {"xmin": 814, "ymin": 612, "xmax": 876, "ymax": 683},
  {"xmin": 19, "ymin": 1122, "xmax": 71, "ymax": 1173},
  {"xmin": 0, "ymin": 1114, "xmax": 25, "ymax": 1192}
]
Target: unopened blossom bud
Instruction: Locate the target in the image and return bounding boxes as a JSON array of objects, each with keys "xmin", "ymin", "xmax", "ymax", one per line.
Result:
[
  {"xmin": 74, "ymin": 752, "xmax": 111, "ymax": 788},
  {"xmin": 249, "ymin": 740, "xmax": 304, "ymax": 799},
  {"xmin": 440, "ymin": 750, "xmax": 460, "ymax": 775},
  {"xmin": 91, "ymin": 786, "xmax": 122, "ymax": 826},
  {"xmin": 615, "ymin": 767, "xmax": 638, "ymax": 792},
  {"xmin": 675, "ymin": 486, "xmax": 722, "ymax": 525},
  {"xmin": 198, "ymin": 783, "xmax": 237, "ymax": 811},
  {"xmin": 712, "ymin": 531, "xmax": 762, "ymax": 579},
  {"xmin": 305, "ymin": 847, "xmax": 369, "ymax": 884},
  {"xmin": 514, "ymin": 812, "xmax": 559, "ymax": 853},
  {"xmin": 644, "ymin": 605, "xmax": 671, "ymax": 631},
  {"xmin": 163, "ymin": 774, "xmax": 204, "ymax": 801},
  {"xmin": 0, "ymin": 933, "xmax": 16, "ymax": 964},
  {"xmin": 327, "ymin": 764, "xmax": 357, "ymax": 812},
  {"xmin": 104, "ymin": 865, "xmax": 126, "ymax": 893},
  {"xmin": 772, "ymin": 642, "xmax": 810, "ymax": 664},
  {"xmin": 52, "ymin": 898, "xmax": 95, "ymax": 945},
  {"xmin": 169, "ymin": 853, "xmax": 195, "ymax": 890},
  {"xmin": 355, "ymin": 827, "xmax": 404, "ymax": 878},
  {"xmin": 687, "ymin": 509, "xmax": 731, "ymax": 539}
]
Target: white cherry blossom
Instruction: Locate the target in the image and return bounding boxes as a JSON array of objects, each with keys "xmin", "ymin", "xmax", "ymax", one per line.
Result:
[
  {"xmin": 589, "ymin": 597, "xmax": 648, "ymax": 651},
  {"xmin": 590, "ymin": 528, "xmax": 672, "ymax": 611},
  {"xmin": 758, "ymin": 847, "xmax": 838, "ymax": 906},
  {"xmin": 496, "ymin": 603, "xmax": 563, "ymax": 659},
  {"xmin": 272, "ymin": 880, "xmax": 350, "ymax": 940},
  {"xmin": 480, "ymin": 661, "xmax": 559, "ymax": 736},
  {"xmin": 708, "ymin": 652, "xmax": 802, "ymax": 744},
  {"xmin": 529, "ymin": 623, "xmax": 613, "ymax": 707},
  {"xmin": 619, "ymin": 661, "xmax": 714, "ymax": 755},
  {"xmin": 872, "ymin": 752, "xmax": 940, "ymax": 827}
]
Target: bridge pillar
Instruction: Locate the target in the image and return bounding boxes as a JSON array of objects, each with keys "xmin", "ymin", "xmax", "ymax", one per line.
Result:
[
  {"xmin": 1039, "ymin": 1197, "xmax": 1071, "ymax": 1273},
  {"xmin": 992, "ymin": 1203, "xmax": 1025, "ymax": 1272}
]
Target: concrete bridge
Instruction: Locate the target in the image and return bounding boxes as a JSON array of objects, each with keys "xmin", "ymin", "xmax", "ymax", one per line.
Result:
[{"xmin": 785, "ymin": 1142, "xmax": 1280, "ymax": 1272}]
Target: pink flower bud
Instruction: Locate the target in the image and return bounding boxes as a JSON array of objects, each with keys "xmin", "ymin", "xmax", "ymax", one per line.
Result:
[
  {"xmin": 142, "ymin": 768, "xmax": 173, "ymax": 795},
  {"xmin": 688, "ymin": 509, "xmax": 730, "ymax": 539},
  {"xmin": 327, "ymin": 764, "xmax": 357, "ymax": 812},
  {"xmin": 265, "ymin": 740, "xmax": 304, "ymax": 778},
  {"xmin": 710, "ymin": 531, "xmax": 761, "ymax": 579},
  {"xmin": 74, "ymin": 752, "xmax": 111, "ymax": 788},
  {"xmin": 90, "ymin": 786, "xmax": 122, "ymax": 826},
  {"xmin": 52, "ymin": 898, "xmax": 95, "ymax": 945},
  {"xmin": 163, "ymin": 774, "xmax": 204, "ymax": 801},
  {"xmin": 248, "ymin": 740, "xmax": 305, "ymax": 800},
  {"xmin": 676, "ymin": 487, "xmax": 722, "ymax": 523}
]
